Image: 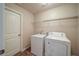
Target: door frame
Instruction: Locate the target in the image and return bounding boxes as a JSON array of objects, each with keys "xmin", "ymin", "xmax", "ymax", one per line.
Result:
[{"xmin": 4, "ymin": 6, "xmax": 24, "ymax": 54}]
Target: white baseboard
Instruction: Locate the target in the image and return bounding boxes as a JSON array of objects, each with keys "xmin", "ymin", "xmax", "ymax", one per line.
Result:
[
  {"xmin": 5, "ymin": 48, "xmax": 20, "ymax": 56},
  {"xmin": 21, "ymin": 45, "xmax": 30, "ymax": 52}
]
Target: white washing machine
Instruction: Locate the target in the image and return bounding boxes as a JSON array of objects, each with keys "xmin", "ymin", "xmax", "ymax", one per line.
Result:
[
  {"xmin": 45, "ymin": 32, "xmax": 71, "ymax": 56},
  {"xmin": 31, "ymin": 33, "xmax": 47, "ymax": 56}
]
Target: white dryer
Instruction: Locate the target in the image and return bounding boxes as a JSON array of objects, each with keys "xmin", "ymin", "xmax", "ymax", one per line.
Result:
[
  {"xmin": 31, "ymin": 33, "xmax": 47, "ymax": 56},
  {"xmin": 45, "ymin": 32, "xmax": 71, "ymax": 56}
]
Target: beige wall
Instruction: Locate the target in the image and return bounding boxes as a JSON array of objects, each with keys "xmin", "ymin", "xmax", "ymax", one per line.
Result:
[
  {"xmin": 0, "ymin": 4, "xmax": 5, "ymax": 51},
  {"xmin": 34, "ymin": 4, "xmax": 77, "ymax": 55},
  {"xmin": 77, "ymin": 4, "xmax": 79, "ymax": 55},
  {"xmin": 35, "ymin": 4, "xmax": 77, "ymax": 22},
  {"xmin": 5, "ymin": 4, "xmax": 34, "ymax": 50}
]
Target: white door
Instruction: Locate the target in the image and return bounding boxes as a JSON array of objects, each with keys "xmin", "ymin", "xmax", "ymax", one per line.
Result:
[{"xmin": 5, "ymin": 9, "xmax": 21, "ymax": 56}]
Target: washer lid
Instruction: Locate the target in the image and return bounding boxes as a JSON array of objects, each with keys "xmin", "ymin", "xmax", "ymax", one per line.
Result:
[
  {"xmin": 46, "ymin": 35, "xmax": 70, "ymax": 43},
  {"xmin": 48, "ymin": 32, "xmax": 66, "ymax": 37}
]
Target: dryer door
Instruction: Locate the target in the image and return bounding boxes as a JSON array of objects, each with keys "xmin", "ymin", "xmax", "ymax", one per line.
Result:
[
  {"xmin": 31, "ymin": 37, "xmax": 44, "ymax": 56},
  {"xmin": 45, "ymin": 39, "xmax": 67, "ymax": 56}
]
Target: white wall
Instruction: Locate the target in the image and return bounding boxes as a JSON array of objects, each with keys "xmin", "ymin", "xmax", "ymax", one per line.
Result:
[
  {"xmin": 5, "ymin": 4, "xmax": 34, "ymax": 50},
  {"xmin": 0, "ymin": 4, "xmax": 5, "ymax": 52},
  {"xmin": 34, "ymin": 4, "xmax": 77, "ymax": 55}
]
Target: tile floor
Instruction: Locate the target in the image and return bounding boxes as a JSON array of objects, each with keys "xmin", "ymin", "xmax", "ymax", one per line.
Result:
[{"xmin": 15, "ymin": 48, "xmax": 32, "ymax": 56}]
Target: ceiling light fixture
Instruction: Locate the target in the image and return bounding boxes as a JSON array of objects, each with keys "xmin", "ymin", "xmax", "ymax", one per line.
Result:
[
  {"xmin": 41, "ymin": 3, "xmax": 48, "ymax": 7},
  {"xmin": 41, "ymin": 3, "xmax": 48, "ymax": 5}
]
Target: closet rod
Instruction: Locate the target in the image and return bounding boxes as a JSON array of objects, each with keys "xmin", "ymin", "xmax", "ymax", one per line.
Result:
[{"xmin": 34, "ymin": 16, "xmax": 78, "ymax": 23}]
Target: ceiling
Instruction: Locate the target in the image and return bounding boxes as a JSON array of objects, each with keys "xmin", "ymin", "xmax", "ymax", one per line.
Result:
[{"xmin": 16, "ymin": 3, "xmax": 65, "ymax": 14}]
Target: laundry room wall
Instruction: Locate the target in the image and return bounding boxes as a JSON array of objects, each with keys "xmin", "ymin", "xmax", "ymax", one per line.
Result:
[
  {"xmin": 0, "ymin": 4, "xmax": 5, "ymax": 55},
  {"xmin": 34, "ymin": 4, "xmax": 78, "ymax": 55},
  {"xmin": 77, "ymin": 4, "xmax": 79, "ymax": 55},
  {"xmin": 5, "ymin": 4, "xmax": 34, "ymax": 51}
]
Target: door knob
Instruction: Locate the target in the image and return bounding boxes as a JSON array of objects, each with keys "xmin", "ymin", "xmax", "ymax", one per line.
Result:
[
  {"xmin": 18, "ymin": 34, "xmax": 21, "ymax": 36},
  {"xmin": 48, "ymin": 42, "xmax": 50, "ymax": 44}
]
